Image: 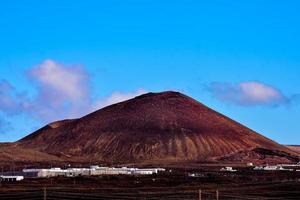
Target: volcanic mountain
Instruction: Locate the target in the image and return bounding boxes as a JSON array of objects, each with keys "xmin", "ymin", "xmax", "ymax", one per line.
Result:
[{"xmin": 4, "ymin": 91, "xmax": 299, "ymax": 164}]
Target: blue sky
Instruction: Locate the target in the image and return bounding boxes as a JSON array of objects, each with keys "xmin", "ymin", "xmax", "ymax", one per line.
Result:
[{"xmin": 0, "ymin": 1, "xmax": 299, "ymax": 144}]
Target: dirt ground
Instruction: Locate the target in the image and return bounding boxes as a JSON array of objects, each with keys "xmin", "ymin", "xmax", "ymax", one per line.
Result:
[{"xmin": 0, "ymin": 167, "xmax": 300, "ymax": 199}]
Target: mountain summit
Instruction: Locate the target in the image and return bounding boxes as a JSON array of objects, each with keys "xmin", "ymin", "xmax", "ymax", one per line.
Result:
[{"xmin": 14, "ymin": 91, "xmax": 299, "ymax": 164}]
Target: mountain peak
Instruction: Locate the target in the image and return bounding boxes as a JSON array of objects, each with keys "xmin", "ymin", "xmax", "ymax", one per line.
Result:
[
  {"xmin": 134, "ymin": 91, "xmax": 187, "ymax": 100},
  {"xmin": 18, "ymin": 91, "xmax": 298, "ymax": 164}
]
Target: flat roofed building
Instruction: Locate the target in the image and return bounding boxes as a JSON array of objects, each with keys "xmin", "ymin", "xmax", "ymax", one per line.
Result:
[
  {"xmin": 0, "ymin": 175, "xmax": 24, "ymax": 182},
  {"xmin": 21, "ymin": 166, "xmax": 166, "ymax": 177}
]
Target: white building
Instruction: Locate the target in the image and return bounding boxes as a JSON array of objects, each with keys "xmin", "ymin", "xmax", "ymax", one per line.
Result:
[
  {"xmin": 65, "ymin": 168, "xmax": 91, "ymax": 177},
  {"xmin": 252, "ymin": 165, "xmax": 294, "ymax": 171},
  {"xmin": 220, "ymin": 167, "xmax": 237, "ymax": 172},
  {"xmin": 23, "ymin": 166, "xmax": 165, "ymax": 178},
  {"xmin": 0, "ymin": 175, "xmax": 24, "ymax": 182},
  {"xmin": 263, "ymin": 166, "xmax": 279, "ymax": 171},
  {"xmin": 23, "ymin": 168, "xmax": 66, "ymax": 177},
  {"xmin": 90, "ymin": 166, "xmax": 165, "ymax": 175},
  {"xmin": 253, "ymin": 166, "xmax": 264, "ymax": 170}
]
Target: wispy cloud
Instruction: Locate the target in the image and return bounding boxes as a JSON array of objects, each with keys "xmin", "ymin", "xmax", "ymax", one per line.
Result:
[
  {"xmin": 208, "ymin": 81, "xmax": 289, "ymax": 106},
  {"xmin": 0, "ymin": 59, "xmax": 146, "ymax": 123},
  {"xmin": 0, "ymin": 80, "xmax": 24, "ymax": 115},
  {"xmin": 27, "ymin": 59, "xmax": 92, "ymax": 121},
  {"xmin": 30, "ymin": 60, "xmax": 90, "ymax": 102},
  {"xmin": 0, "ymin": 117, "xmax": 11, "ymax": 135}
]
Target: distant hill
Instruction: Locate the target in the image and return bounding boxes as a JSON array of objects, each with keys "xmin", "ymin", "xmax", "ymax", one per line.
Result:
[{"xmin": 1, "ymin": 91, "xmax": 299, "ymax": 165}]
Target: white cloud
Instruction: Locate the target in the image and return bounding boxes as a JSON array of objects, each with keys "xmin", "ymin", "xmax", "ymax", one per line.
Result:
[
  {"xmin": 239, "ymin": 82, "xmax": 285, "ymax": 104},
  {"xmin": 0, "ymin": 59, "xmax": 146, "ymax": 123},
  {"xmin": 26, "ymin": 59, "xmax": 92, "ymax": 121},
  {"xmin": 30, "ymin": 60, "xmax": 89, "ymax": 101},
  {"xmin": 209, "ymin": 81, "xmax": 289, "ymax": 106}
]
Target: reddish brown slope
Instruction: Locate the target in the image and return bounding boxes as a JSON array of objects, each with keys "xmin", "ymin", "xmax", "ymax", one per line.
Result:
[
  {"xmin": 0, "ymin": 143, "xmax": 63, "ymax": 162},
  {"xmin": 18, "ymin": 91, "xmax": 298, "ymax": 163},
  {"xmin": 286, "ymin": 145, "xmax": 300, "ymax": 154}
]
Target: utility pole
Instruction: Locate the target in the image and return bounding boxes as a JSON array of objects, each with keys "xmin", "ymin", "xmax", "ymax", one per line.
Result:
[
  {"xmin": 12, "ymin": 158, "xmax": 15, "ymax": 176},
  {"xmin": 198, "ymin": 189, "xmax": 202, "ymax": 200},
  {"xmin": 43, "ymin": 187, "xmax": 47, "ymax": 200},
  {"xmin": 0, "ymin": 166, "xmax": 2, "ymax": 187}
]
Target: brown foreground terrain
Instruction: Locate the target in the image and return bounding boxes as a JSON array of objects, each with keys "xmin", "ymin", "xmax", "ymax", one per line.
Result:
[{"xmin": 1, "ymin": 167, "xmax": 300, "ymax": 199}]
